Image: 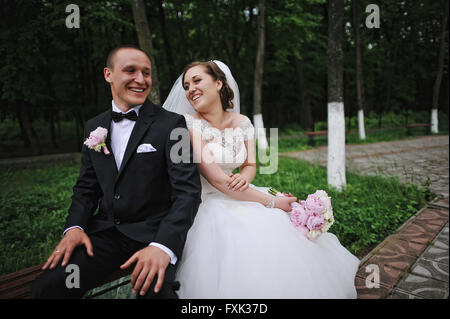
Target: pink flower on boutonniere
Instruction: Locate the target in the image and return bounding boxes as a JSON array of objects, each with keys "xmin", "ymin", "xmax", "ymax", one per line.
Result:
[{"xmin": 84, "ymin": 127, "xmax": 110, "ymax": 155}]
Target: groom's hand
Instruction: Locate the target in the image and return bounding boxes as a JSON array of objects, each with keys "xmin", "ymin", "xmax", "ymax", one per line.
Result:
[
  {"xmin": 120, "ymin": 246, "xmax": 170, "ymax": 296},
  {"xmin": 42, "ymin": 228, "xmax": 94, "ymax": 270}
]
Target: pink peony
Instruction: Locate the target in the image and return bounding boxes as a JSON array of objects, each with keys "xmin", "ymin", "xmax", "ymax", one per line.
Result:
[
  {"xmin": 290, "ymin": 206, "xmax": 310, "ymax": 228},
  {"xmin": 84, "ymin": 127, "xmax": 110, "ymax": 155},
  {"xmin": 306, "ymin": 215, "xmax": 326, "ymax": 230},
  {"xmin": 304, "ymin": 194, "xmax": 324, "ymax": 216}
]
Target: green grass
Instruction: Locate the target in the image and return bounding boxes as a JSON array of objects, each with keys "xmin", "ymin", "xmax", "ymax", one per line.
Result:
[
  {"xmin": 0, "ymin": 163, "xmax": 78, "ymax": 275},
  {"xmin": 0, "ymin": 155, "xmax": 433, "ymax": 275}
]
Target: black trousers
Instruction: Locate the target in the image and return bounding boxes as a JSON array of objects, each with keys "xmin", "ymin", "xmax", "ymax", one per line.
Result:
[{"xmin": 31, "ymin": 227, "xmax": 178, "ymax": 299}]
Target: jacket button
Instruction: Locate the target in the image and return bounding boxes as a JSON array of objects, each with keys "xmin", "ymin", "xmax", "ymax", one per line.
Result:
[{"xmin": 114, "ymin": 194, "xmax": 121, "ymax": 200}]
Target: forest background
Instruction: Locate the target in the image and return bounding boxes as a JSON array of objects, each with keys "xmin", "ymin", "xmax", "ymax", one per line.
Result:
[{"xmin": 0, "ymin": 0, "xmax": 448, "ymax": 158}]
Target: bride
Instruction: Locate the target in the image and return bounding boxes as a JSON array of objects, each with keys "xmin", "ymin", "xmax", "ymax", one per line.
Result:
[{"xmin": 163, "ymin": 60, "xmax": 360, "ymax": 298}]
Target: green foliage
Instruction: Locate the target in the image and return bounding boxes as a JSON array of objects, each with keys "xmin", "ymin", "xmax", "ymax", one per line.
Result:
[
  {"xmin": 1, "ymin": 0, "xmax": 447, "ymax": 155},
  {"xmin": 0, "ymin": 164, "xmax": 78, "ymax": 275}
]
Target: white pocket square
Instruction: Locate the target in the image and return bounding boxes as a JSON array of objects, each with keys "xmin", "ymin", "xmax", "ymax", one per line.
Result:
[{"xmin": 137, "ymin": 143, "xmax": 157, "ymax": 153}]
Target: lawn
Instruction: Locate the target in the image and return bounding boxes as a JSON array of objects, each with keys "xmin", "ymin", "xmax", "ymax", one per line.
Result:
[{"xmin": 0, "ymin": 156, "xmax": 433, "ymax": 276}]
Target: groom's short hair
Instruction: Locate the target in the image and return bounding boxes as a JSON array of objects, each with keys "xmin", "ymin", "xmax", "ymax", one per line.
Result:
[{"xmin": 106, "ymin": 45, "xmax": 149, "ymax": 69}]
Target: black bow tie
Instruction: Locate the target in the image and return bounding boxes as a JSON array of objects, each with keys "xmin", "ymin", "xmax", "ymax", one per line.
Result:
[{"xmin": 111, "ymin": 110, "xmax": 138, "ymax": 122}]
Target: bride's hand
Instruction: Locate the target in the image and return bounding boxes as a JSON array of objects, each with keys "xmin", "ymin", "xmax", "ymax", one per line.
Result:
[
  {"xmin": 227, "ymin": 173, "xmax": 249, "ymax": 192},
  {"xmin": 274, "ymin": 196, "xmax": 298, "ymax": 212}
]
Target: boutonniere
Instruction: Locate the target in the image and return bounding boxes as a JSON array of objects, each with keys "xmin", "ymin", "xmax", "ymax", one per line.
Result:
[{"xmin": 84, "ymin": 126, "xmax": 110, "ymax": 155}]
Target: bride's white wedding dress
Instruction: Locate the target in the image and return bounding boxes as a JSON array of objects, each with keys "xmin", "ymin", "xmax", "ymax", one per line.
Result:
[{"xmin": 175, "ymin": 114, "xmax": 360, "ymax": 299}]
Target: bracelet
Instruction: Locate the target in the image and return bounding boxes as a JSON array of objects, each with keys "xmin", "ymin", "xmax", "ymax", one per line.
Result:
[{"xmin": 265, "ymin": 196, "xmax": 275, "ymax": 208}]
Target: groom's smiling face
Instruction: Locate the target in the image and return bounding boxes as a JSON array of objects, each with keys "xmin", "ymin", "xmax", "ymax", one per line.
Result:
[{"xmin": 104, "ymin": 48, "xmax": 152, "ymax": 111}]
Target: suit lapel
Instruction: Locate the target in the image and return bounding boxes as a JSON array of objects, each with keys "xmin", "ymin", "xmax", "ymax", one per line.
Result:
[
  {"xmin": 117, "ymin": 100, "xmax": 156, "ymax": 180},
  {"xmin": 98, "ymin": 110, "xmax": 119, "ymax": 178}
]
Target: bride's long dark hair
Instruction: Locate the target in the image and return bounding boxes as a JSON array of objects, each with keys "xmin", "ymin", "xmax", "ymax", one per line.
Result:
[{"xmin": 182, "ymin": 61, "xmax": 235, "ymax": 111}]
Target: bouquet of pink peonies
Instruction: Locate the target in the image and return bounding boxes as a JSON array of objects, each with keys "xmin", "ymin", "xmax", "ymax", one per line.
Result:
[{"xmin": 268, "ymin": 188, "xmax": 335, "ymax": 240}]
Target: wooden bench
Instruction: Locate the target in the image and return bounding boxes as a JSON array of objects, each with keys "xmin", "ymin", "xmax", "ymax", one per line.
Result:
[
  {"xmin": 406, "ymin": 123, "xmax": 430, "ymax": 135},
  {"xmin": 305, "ymin": 130, "xmax": 328, "ymax": 146},
  {"xmin": 0, "ymin": 264, "xmax": 132, "ymax": 299}
]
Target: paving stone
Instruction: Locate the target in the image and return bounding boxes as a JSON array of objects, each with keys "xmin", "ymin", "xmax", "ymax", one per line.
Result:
[
  {"xmin": 433, "ymin": 233, "xmax": 449, "ymax": 247},
  {"xmin": 393, "ymin": 222, "xmax": 438, "ymax": 245},
  {"xmin": 422, "ymin": 245, "xmax": 449, "ymax": 265},
  {"xmin": 395, "ymin": 273, "xmax": 449, "ymax": 299},
  {"xmin": 411, "ymin": 258, "xmax": 449, "ymax": 283},
  {"xmin": 388, "ymin": 288, "xmax": 425, "ymax": 299},
  {"xmin": 365, "ymin": 246, "xmax": 417, "ymax": 272},
  {"xmin": 432, "ymin": 236, "xmax": 449, "ymax": 250},
  {"xmin": 357, "ymin": 258, "xmax": 406, "ymax": 288},
  {"xmin": 355, "ymin": 275, "xmax": 392, "ymax": 299},
  {"xmin": 380, "ymin": 237, "xmax": 428, "ymax": 258},
  {"xmin": 414, "ymin": 208, "xmax": 449, "ymax": 227},
  {"xmin": 409, "ymin": 219, "xmax": 448, "ymax": 234},
  {"xmin": 435, "ymin": 225, "xmax": 449, "ymax": 243},
  {"xmin": 433, "ymin": 197, "xmax": 449, "ymax": 208}
]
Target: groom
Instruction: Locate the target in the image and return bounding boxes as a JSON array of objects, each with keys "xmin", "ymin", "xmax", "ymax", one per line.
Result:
[{"xmin": 31, "ymin": 45, "xmax": 202, "ymax": 299}]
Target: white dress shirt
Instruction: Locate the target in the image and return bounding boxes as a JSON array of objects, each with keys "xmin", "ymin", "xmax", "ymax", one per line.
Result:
[{"xmin": 64, "ymin": 100, "xmax": 177, "ymax": 265}]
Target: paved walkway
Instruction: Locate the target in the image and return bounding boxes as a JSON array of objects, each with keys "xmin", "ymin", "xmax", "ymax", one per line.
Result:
[
  {"xmin": 356, "ymin": 198, "xmax": 448, "ymax": 299},
  {"xmin": 283, "ymin": 135, "xmax": 449, "ymax": 197},
  {"xmin": 284, "ymin": 135, "xmax": 449, "ymax": 299}
]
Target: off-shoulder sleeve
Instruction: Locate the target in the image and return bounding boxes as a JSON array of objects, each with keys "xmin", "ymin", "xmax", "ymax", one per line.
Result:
[{"xmin": 239, "ymin": 116, "xmax": 255, "ymax": 141}]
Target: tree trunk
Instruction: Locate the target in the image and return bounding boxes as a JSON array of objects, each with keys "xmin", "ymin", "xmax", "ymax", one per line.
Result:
[
  {"xmin": 131, "ymin": 0, "xmax": 160, "ymax": 104},
  {"xmin": 327, "ymin": 0, "xmax": 346, "ymax": 191},
  {"xmin": 353, "ymin": 0, "xmax": 366, "ymax": 140},
  {"xmin": 18, "ymin": 103, "xmax": 41, "ymax": 155},
  {"xmin": 158, "ymin": 0, "xmax": 177, "ymax": 84},
  {"xmin": 253, "ymin": 0, "xmax": 268, "ymax": 151},
  {"xmin": 15, "ymin": 107, "xmax": 31, "ymax": 148},
  {"xmin": 49, "ymin": 112, "xmax": 58, "ymax": 149},
  {"xmin": 431, "ymin": 0, "xmax": 449, "ymax": 134},
  {"xmin": 73, "ymin": 111, "xmax": 84, "ymax": 152},
  {"xmin": 293, "ymin": 56, "xmax": 313, "ymax": 130},
  {"xmin": 382, "ymin": 40, "xmax": 399, "ymax": 128}
]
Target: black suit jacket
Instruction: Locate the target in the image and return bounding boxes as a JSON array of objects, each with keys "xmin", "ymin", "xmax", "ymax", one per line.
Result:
[{"xmin": 65, "ymin": 100, "xmax": 202, "ymax": 259}]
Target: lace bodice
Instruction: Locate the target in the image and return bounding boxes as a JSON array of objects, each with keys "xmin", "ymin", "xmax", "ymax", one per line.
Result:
[{"xmin": 184, "ymin": 113, "xmax": 255, "ymax": 195}]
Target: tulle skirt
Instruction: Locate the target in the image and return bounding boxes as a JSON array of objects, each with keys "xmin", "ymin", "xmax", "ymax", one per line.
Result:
[{"xmin": 175, "ymin": 186, "xmax": 360, "ymax": 299}]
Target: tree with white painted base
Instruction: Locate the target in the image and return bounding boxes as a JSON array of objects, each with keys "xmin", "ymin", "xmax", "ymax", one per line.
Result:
[
  {"xmin": 353, "ymin": 0, "xmax": 366, "ymax": 140},
  {"xmin": 327, "ymin": 0, "xmax": 346, "ymax": 191},
  {"xmin": 431, "ymin": 0, "xmax": 448, "ymax": 134}
]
